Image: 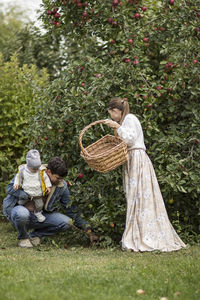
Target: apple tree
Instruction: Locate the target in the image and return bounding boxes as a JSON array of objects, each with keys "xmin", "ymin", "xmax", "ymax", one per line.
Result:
[{"xmin": 26, "ymin": 0, "xmax": 200, "ymax": 245}]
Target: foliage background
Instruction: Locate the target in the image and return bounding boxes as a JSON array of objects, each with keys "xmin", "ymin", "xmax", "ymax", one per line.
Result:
[
  {"xmin": 1, "ymin": 0, "xmax": 200, "ymax": 245},
  {"xmin": 0, "ymin": 54, "xmax": 48, "ymax": 198}
]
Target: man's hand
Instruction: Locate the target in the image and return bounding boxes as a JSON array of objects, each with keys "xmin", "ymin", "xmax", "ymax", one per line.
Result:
[{"xmin": 86, "ymin": 229, "xmax": 99, "ymax": 244}]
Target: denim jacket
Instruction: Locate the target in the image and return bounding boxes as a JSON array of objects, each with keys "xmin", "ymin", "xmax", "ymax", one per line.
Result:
[{"xmin": 3, "ymin": 176, "xmax": 89, "ymax": 230}]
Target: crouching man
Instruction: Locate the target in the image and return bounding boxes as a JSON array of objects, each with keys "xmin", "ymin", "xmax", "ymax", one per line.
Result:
[{"xmin": 3, "ymin": 157, "xmax": 97, "ymax": 248}]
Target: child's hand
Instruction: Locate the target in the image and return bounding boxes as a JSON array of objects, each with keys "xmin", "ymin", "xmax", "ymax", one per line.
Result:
[
  {"xmin": 45, "ymin": 187, "xmax": 51, "ymax": 195},
  {"xmin": 103, "ymin": 119, "xmax": 120, "ymax": 129},
  {"xmin": 14, "ymin": 185, "xmax": 19, "ymax": 190}
]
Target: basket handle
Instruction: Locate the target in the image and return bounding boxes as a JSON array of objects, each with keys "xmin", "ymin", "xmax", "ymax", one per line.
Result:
[{"xmin": 79, "ymin": 120, "xmax": 111, "ymax": 156}]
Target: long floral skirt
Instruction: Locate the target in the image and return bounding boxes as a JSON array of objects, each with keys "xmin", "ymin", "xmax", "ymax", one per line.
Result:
[{"xmin": 121, "ymin": 149, "xmax": 186, "ymax": 252}]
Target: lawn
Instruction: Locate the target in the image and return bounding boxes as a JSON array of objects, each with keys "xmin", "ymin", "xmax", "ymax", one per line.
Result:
[{"xmin": 0, "ymin": 221, "xmax": 199, "ymax": 300}]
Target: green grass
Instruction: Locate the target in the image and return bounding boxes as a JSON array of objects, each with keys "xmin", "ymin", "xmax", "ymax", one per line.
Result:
[{"xmin": 0, "ymin": 222, "xmax": 199, "ymax": 300}]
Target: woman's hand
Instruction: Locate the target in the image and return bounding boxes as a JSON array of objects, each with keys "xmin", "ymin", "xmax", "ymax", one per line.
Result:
[{"xmin": 103, "ymin": 119, "xmax": 120, "ymax": 129}]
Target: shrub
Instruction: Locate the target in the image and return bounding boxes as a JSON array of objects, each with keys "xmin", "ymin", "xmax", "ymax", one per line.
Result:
[{"xmin": 0, "ymin": 54, "xmax": 49, "ymax": 202}]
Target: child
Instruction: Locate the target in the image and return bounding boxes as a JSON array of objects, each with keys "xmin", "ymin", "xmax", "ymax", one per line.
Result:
[
  {"xmin": 14, "ymin": 149, "xmax": 52, "ymax": 223},
  {"xmin": 104, "ymin": 97, "xmax": 186, "ymax": 252}
]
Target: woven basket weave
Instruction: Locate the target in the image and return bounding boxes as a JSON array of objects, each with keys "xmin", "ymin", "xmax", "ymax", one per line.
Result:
[{"xmin": 79, "ymin": 120, "xmax": 128, "ymax": 173}]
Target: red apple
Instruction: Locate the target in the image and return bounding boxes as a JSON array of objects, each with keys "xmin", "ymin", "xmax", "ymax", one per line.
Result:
[
  {"xmin": 169, "ymin": 0, "xmax": 174, "ymax": 4},
  {"xmin": 157, "ymin": 86, "xmax": 162, "ymax": 90},
  {"xmin": 136, "ymin": 289, "xmax": 145, "ymax": 295},
  {"xmin": 133, "ymin": 59, "xmax": 139, "ymax": 65},
  {"xmin": 128, "ymin": 39, "xmax": 133, "ymax": 44},
  {"xmin": 143, "ymin": 37, "xmax": 149, "ymax": 42},
  {"xmin": 141, "ymin": 6, "xmax": 147, "ymax": 12},
  {"xmin": 54, "ymin": 13, "xmax": 61, "ymax": 18},
  {"xmin": 81, "ymin": 82, "xmax": 85, "ymax": 87},
  {"xmin": 66, "ymin": 119, "xmax": 70, "ymax": 123},
  {"xmin": 112, "ymin": 0, "xmax": 118, "ymax": 6},
  {"xmin": 44, "ymin": 136, "xmax": 48, "ymax": 140},
  {"xmin": 134, "ymin": 13, "xmax": 140, "ymax": 19},
  {"xmin": 193, "ymin": 59, "xmax": 198, "ymax": 64},
  {"xmin": 78, "ymin": 173, "xmax": 84, "ymax": 179},
  {"xmin": 82, "ymin": 11, "xmax": 88, "ymax": 17}
]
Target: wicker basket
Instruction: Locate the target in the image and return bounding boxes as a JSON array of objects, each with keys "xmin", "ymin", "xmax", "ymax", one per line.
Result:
[{"xmin": 79, "ymin": 120, "xmax": 128, "ymax": 173}]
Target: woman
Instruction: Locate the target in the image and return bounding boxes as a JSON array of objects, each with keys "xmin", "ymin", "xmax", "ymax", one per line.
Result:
[{"xmin": 104, "ymin": 97, "xmax": 186, "ymax": 252}]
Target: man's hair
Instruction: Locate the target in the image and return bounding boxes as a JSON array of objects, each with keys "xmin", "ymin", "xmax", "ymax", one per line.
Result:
[{"xmin": 47, "ymin": 157, "xmax": 68, "ymax": 177}]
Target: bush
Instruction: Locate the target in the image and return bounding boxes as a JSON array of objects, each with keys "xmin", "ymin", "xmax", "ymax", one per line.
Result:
[{"xmin": 0, "ymin": 54, "xmax": 49, "ymax": 203}]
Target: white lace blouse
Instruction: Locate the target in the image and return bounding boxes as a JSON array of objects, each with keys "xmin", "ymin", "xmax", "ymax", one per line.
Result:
[{"xmin": 117, "ymin": 114, "xmax": 146, "ymax": 150}]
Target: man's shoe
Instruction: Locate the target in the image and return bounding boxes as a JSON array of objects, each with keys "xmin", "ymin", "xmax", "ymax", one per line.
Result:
[
  {"xmin": 30, "ymin": 237, "xmax": 41, "ymax": 247},
  {"xmin": 18, "ymin": 239, "xmax": 33, "ymax": 248},
  {"xmin": 34, "ymin": 211, "xmax": 46, "ymax": 222}
]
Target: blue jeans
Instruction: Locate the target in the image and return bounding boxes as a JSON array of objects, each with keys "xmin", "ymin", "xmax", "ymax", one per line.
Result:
[{"xmin": 10, "ymin": 205, "xmax": 71, "ymax": 240}]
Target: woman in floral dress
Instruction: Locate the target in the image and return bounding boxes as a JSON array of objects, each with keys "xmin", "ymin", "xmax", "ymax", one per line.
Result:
[{"xmin": 104, "ymin": 97, "xmax": 186, "ymax": 252}]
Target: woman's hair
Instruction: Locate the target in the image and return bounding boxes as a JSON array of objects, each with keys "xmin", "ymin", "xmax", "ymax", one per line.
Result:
[
  {"xmin": 47, "ymin": 157, "xmax": 68, "ymax": 177},
  {"xmin": 107, "ymin": 97, "xmax": 130, "ymax": 124}
]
